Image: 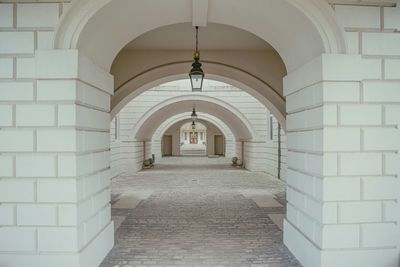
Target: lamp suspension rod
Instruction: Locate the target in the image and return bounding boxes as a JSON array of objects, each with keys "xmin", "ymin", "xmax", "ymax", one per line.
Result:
[{"xmin": 195, "ymin": 26, "xmax": 199, "ymax": 53}]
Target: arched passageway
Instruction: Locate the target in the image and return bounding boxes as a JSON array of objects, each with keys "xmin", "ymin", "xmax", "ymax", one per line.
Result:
[
  {"xmin": 106, "ymin": 78, "xmax": 292, "ymax": 265},
  {"xmin": 3, "ymin": 1, "xmax": 399, "ymax": 267},
  {"xmin": 110, "ymin": 79, "xmax": 284, "ymax": 175},
  {"xmin": 152, "ymin": 112, "xmax": 236, "ymax": 158},
  {"xmin": 106, "ymin": 78, "xmax": 289, "ymax": 265},
  {"xmin": 153, "ymin": 113, "xmax": 236, "ymax": 158},
  {"xmin": 132, "ymin": 95, "xmax": 256, "ymax": 141},
  {"xmin": 159, "ymin": 120, "xmax": 223, "ymax": 157}
]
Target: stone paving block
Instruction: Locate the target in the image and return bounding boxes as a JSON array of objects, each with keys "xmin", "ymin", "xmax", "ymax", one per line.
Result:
[
  {"xmin": 112, "ymin": 216, "xmax": 127, "ymax": 232},
  {"xmin": 268, "ymin": 214, "xmax": 285, "ymax": 231},
  {"xmin": 112, "ymin": 196, "xmax": 143, "ymax": 209}
]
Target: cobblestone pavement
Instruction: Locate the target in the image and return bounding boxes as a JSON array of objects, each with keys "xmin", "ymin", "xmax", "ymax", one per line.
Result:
[{"xmin": 101, "ymin": 157, "xmax": 301, "ymax": 267}]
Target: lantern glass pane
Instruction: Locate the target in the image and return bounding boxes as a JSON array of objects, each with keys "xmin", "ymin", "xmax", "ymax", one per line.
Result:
[{"xmin": 190, "ymin": 73, "xmax": 203, "ymax": 91}]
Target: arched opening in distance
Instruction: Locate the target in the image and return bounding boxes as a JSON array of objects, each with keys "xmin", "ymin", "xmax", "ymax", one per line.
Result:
[
  {"xmin": 132, "ymin": 95, "xmax": 256, "ymax": 142},
  {"xmin": 152, "ymin": 113, "xmax": 235, "ymax": 159},
  {"xmin": 178, "ymin": 121, "xmax": 207, "ymax": 156}
]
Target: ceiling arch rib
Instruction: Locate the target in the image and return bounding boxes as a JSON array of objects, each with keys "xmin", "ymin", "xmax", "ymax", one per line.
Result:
[
  {"xmin": 192, "ymin": 0, "xmax": 208, "ymax": 27},
  {"xmin": 131, "ymin": 95, "xmax": 257, "ymax": 141},
  {"xmin": 110, "ymin": 63, "xmax": 286, "ymax": 130}
]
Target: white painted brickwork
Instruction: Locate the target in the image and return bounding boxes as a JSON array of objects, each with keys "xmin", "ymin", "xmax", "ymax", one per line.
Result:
[
  {"xmin": 16, "ymin": 155, "xmax": 56, "ymax": 177},
  {"xmin": 37, "ymin": 31, "xmax": 54, "ymax": 49},
  {"xmin": 0, "ymin": 32, "xmax": 34, "ymax": 54},
  {"xmin": 0, "ymin": 180, "xmax": 35, "ymax": 203},
  {"xmin": 0, "ymin": 4, "xmax": 13, "ymax": 28},
  {"xmin": 363, "ymin": 32, "xmax": 400, "ymax": 56},
  {"xmin": 16, "ymin": 3, "xmax": 59, "ymax": 28},
  {"xmin": 334, "ymin": 6, "xmax": 380, "ymax": 29},
  {"xmin": 0, "ymin": 58, "xmax": 13, "ymax": 78},
  {"xmin": 38, "ymin": 227, "xmax": 78, "ymax": 252},
  {"xmin": 385, "ymin": 59, "xmax": 400, "ymax": 79},
  {"xmin": 0, "ymin": 2, "xmax": 112, "ymax": 265},
  {"xmin": 0, "ymin": 82, "xmax": 34, "ymax": 101},
  {"xmin": 0, "ymin": 105, "xmax": 13, "ymax": 126},
  {"xmin": 283, "ymin": 2, "xmax": 400, "ymax": 264},
  {"xmin": 16, "ymin": 104, "xmax": 55, "ymax": 126},
  {"xmin": 244, "ymin": 126, "xmax": 287, "ymax": 179},
  {"xmin": 384, "ymin": 6, "xmax": 400, "ymax": 30},
  {"xmin": 110, "ymin": 141, "xmax": 144, "ymax": 177},
  {"xmin": 0, "ymin": 205, "xmax": 14, "ymax": 225},
  {"xmin": 0, "ymin": 130, "xmax": 34, "ymax": 152},
  {"xmin": 0, "ymin": 228, "xmax": 36, "ymax": 252},
  {"xmin": 17, "ymin": 204, "xmax": 57, "ymax": 226},
  {"xmin": 0, "ymin": 156, "xmax": 13, "ymax": 177}
]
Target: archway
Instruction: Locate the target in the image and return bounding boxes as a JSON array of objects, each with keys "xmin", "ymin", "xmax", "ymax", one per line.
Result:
[
  {"xmin": 131, "ymin": 95, "xmax": 256, "ymax": 141},
  {"xmin": 177, "ymin": 121, "xmax": 207, "ymax": 156},
  {"xmin": 50, "ymin": 1, "xmax": 349, "ymax": 266},
  {"xmin": 54, "ymin": 0, "xmax": 347, "ymax": 135},
  {"xmin": 31, "ymin": 1, "xmax": 378, "ymax": 264},
  {"xmin": 111, "ymin": 68, "xmax": 287, "ymax": 128},
  {"xmin": 108, "ymin": 22, "xmax": 289, "ymax": 128},
  {"xmin": 153, "ymin": 114, "xmax": 236, "ymax": 158},
  {"xmin": 3, "ymin": 0, "xmax": 399, "ymax": 266},
  {"xmin": 109, "ymin": 78, "xmax": 268, "ymax": 177},
  {"xmin": 54, "ymin": 0, "xmax": 346, "ymax": 71},
  {"xmin": 154, "ymin": 114, "xmax": 234, "ymax": 144}
]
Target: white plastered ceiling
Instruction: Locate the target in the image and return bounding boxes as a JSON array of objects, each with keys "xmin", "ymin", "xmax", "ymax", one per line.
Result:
[{"xmin": 71, "ymin": 0, "xmax": 343, "ymax": 72}]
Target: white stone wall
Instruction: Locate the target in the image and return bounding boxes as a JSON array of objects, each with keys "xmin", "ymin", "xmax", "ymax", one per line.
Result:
[
  {"xmin": 244, "ymin": 116, "xmax": 287, "ymax": 180},
  {"xmin": 284, "ymin": 2, "xmax": 400, "ymax": 266},
  {"xmin": 110, "ymin": 141, "xmax": 143, "ymax": 178},
  {"xmin": 0, "ymin": 3, "xmax": 115, "ymax": 266},
  {"xmin": 205, "ymin": 123, "xmax": 229, "ymax": 156},
  {"xmin": 163, "ymin": 127, "xmax": 181, "ymax": 155}
]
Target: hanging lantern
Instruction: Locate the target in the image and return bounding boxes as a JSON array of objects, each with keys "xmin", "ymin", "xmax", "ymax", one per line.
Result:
[
  {"xmin": 189, "ymin": 26, "xmax": 205, "ymax": 91},
  {"xmin": 191, "ymin": 121, "xmax": 196, "ymax": 130},
  {"xmin": 191, "ymin": 107, "xmax": 198, "ymax": 121}
]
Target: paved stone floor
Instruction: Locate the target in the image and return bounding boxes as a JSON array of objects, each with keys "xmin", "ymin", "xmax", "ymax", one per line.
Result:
[{"xmin": 101, "ymin": 157, "xmax": 301, "ymax": 267}]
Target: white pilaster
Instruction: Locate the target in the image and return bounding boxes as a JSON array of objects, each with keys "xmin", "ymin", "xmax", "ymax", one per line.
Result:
[
  {"xmin": 283, "ymin": 53, "xmax": 400, "ymax": 267},
  {"xmin": 0, "ymin": 49, "xmax": 114, "ymax": 267}
]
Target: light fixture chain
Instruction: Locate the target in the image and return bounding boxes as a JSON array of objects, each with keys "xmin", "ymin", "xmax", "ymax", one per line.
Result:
[{"xmin": 195, "ymin": 26, "xmax": 199, "ymax": 52}]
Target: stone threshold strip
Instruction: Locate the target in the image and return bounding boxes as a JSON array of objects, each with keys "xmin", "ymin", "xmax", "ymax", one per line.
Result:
[{"xmin": 110, "ymin": 190, "xmax": 287, "ymax": 233}]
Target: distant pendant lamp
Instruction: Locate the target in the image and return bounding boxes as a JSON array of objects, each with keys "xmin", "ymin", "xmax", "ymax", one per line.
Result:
[
  {"xmin": 191, "ymin": 121, "xmax": 196, "ymax": 130},
  {"xmin": 191, "ymin": 107, "xmax": 198, "ymax": 121},
  {"xmin": 189, "ymin": 26, "xmax": 205, "ymax": 91}
]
